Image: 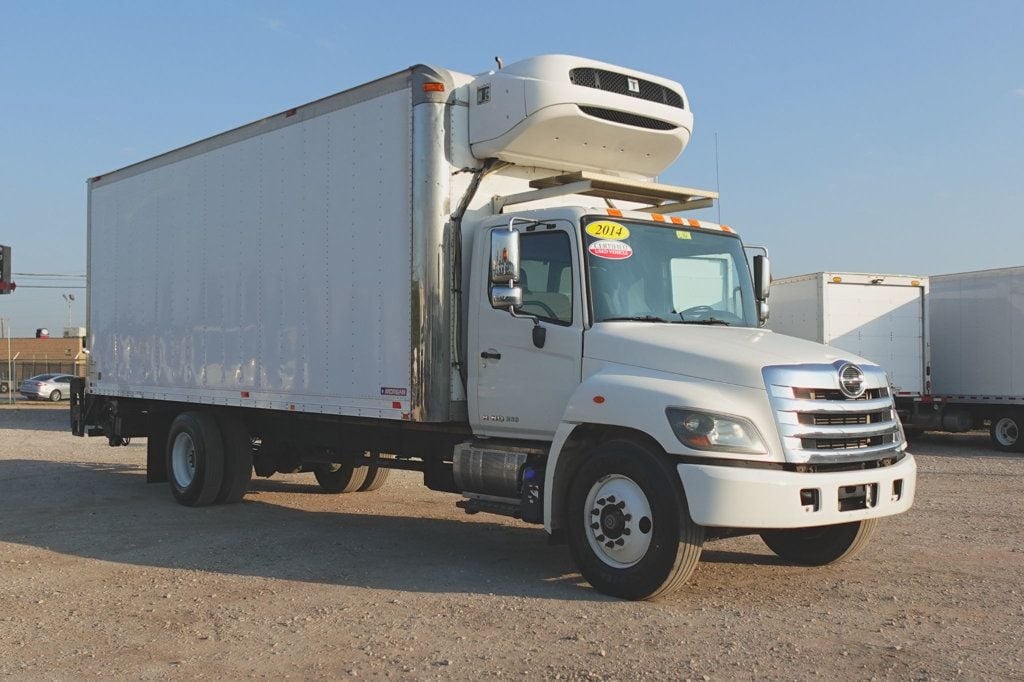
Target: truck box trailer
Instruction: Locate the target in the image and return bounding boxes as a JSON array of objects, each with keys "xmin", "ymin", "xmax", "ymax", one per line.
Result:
[
  {"xmin": 72, "ymin": 55, "xmax": 916, "ymax": 600},
  {"xmin": 924, "ymin": 266, "xmax": 1024, "ymax": 451}
]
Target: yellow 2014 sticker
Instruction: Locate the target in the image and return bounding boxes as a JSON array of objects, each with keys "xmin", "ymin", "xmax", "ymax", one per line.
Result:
[
  {"xmin": 586, "ymin": 221, "xmax": 630, "ymax": 240},
  {"xmin": 675, "ymin": 230, "xmax": 692, "ymax": 240}
]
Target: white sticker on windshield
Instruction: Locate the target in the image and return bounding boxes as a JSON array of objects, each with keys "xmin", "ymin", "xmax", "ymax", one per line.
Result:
[{"xmin": 588, "ymin": 240, "xmax": 633, "ymax": 260}]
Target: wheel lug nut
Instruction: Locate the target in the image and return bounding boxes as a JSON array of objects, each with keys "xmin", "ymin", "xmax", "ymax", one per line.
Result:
[
  {"xmin": 597, "ymin": 498, "xmax": 606, "ymax": 506},
  {"xmin": 597, "ymin": 535, "xmax": 605, "ymax": 542},
  {"xmin": 607, "ymin": 495, "xmax": 616, "ymax": 503},
  {"xmin": 624, "ymin": 514, "xmax": 632, "ymax": 522},
  {"xmin": 617, "ymin": 501, "xmax": 625, "ymax": 509},
  {"xmin": 615, "ymin": 539, "xmax": 624, "ymax": 546},
  {"xmin": 605, "ymin": 541, "xmax": 615, "ymax": 549},
  {"xmin": 591, "ymin": 508, "xmax": 600, "ymax": 515},
  {"xmin": 591, "ymin": 522, "xmax": 600, "ymax": 530},
  {"xmin": 623, "ymin": 528, "xmax": 631, "ymax": 535}
]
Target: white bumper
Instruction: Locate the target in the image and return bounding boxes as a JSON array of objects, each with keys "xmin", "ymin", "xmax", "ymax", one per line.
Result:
[{"xmin": 677, "ymin": 454, "xmax": 916, "ymax": 529}]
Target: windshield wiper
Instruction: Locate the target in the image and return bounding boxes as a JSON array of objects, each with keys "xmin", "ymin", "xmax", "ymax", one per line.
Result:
[
  {"xmin": 599, "ymin": 315, "xmax": 670, "ymax": 323},
  {"xmin": 673, "ymin": 317, "xmax": 732, "ymax": 326}
]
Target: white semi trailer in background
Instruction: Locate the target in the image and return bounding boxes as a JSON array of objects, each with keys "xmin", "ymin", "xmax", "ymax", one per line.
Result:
[
  {"xmin": 770, "ymin": 268, "xmax": 1024, "ymax": 453},
  {"xmin": 71, "ymin": 55, "xmax": 916, "ymax": 600}
]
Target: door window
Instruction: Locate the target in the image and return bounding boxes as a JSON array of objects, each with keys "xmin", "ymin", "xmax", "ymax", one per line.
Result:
[{"xmin": 517, "ymin": 232, "xmax": 574, "ymax": 325}]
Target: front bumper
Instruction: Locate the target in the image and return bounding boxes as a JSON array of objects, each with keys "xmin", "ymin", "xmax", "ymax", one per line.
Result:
[{"xmin": 677, "ymin": 454, "xmax": 916, "ymax": 529}]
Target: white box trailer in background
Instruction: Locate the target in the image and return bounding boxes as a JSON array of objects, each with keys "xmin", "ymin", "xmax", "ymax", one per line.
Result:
[
  {"xmin": 71, "ymin": 55, "xmax": 916, "ymax": 600},
  {"xmin": 768, "ymin": 272, "xmax": 928, "ymax": 399},
  {"xmin": 925, "ymin": 267, "xmax": 1024, "ymax": 452}
]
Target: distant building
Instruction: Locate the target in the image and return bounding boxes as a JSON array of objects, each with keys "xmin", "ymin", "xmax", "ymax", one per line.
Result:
[{"xmin": 1, "ymin": 336, "xmax": 87, "ymax": 382}]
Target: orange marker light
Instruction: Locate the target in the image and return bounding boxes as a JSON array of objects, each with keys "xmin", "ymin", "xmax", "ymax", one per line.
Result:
[
  {"xmin": 652, "ymin": 214, "xmax": 665, "ymax": 222},
  {"xmin": 670, "ymin": 216, "xmax": 683, "ymax": 225},
  {"xmin": 687, "ymin": 219, "xmax": 700, "ymax": 227},
  {"xmin": 832, "ymin": 276, "xmax": 843, "ymax": 283},
  {"xmin": 593, "ymin": 395, "xmax": 606, "ymax": 404},
  {"xmin": 422, "ymin": 82, "xmax": 445, "ymax": 92},
  {"xmin": 606, "ymin": 208, "xmax": 623, "ymax": 217},
  {"xmin": 721, "ymin": 225, "xmax": 733, "ymax": 233}
]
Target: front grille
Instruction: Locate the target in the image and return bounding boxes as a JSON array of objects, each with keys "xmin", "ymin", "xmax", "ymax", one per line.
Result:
[
  {"xmin": 765, "ymin": 363, "xmax": 902, "ymax": 465},
  {"xmin": 800, "ymin": 410, "xmax": 891, "ymax": 426},
  {"xmin": 569, "ymin": 68, "xmax": 685, "ymax": 109},
  {"xmin": 578, "ymin": 106, "xmax": 677, "ymax": 130},
  {"xmin": 793, "ymin": 387, "xmax": 888, "ymax": 401}
]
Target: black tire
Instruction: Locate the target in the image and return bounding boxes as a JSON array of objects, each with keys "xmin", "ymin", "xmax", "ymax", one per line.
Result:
[
  {"xmin": 566, "ymin": 439, "xmax": 704, "ymax": 601},
  {"xmin": 760, "ymin": 519, "xmax": 877, "ymax": 566},
  {"xmin": 989, "ymin": 411, "xmax": 1024, "ymax": 453},
  {"xmin": 215, "ymin": 414, "xmax": 253, "ymax": 504},
  {"xmin": 314, "ymin": 461, "xmax": 368, "ymax": 493},
  {"xmin": 165, "ymin": 411, "xmax": 225, "ymax": 507},
  {"xmin": 358, "ymin": 452, "xmax": 393, "ymax": 492},
  {"xmin": 49, "ymin": 390, "xmax": 62, "ymax": 402},
  {"xmin": 0, "ymin": 381, "xmax": 9, "ymax": 394}
]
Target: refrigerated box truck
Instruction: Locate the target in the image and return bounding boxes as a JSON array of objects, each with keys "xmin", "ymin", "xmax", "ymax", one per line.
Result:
[
  {"xmin": 71, "ymin": 55, "xmax": 916, "ymax": 600},
  {"xmin": 925, "ymin": 267, "xmax": 1024, "ymax": 452}
]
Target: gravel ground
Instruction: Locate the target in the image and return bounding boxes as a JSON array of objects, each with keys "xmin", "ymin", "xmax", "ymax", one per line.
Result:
[{"xmin": 1, "ymin": 402, "xmax": 1022, "ymax": 679}]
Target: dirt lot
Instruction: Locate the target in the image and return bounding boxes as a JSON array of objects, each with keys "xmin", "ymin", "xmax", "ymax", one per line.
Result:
[{"xmin": 1, "ymin": 403, "xmax": 1021, "ymax": 679}]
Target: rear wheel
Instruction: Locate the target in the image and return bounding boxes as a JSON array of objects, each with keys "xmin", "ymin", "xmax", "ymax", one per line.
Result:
[
  {"xmin": 49, "ymin": 390, "xmax": 62, "ymax": 402},
  {"xmin": 990, "ymin": 411, "xmax": 1024, "ymax": 453},
  {"xmin": 566, "ymin": 439, "xmax": 704, "ymax": 601},
  {"xmin": 166, "ymin": 411, "xmax": 225, "ymax": 507},
  {"xmin": 358, "ymin": 452, "xmax": 393, "ymax": 492},
  {"xmin": 0, "ymin": 381, "xmax": 9, "ymax": 394},
  {"xmin": 314, "ymin": 461, "xmax": 368, "ymax": 493},
  {"xmin": 760, "ymin": 519, "xmax": 877, "ymax": 566}
]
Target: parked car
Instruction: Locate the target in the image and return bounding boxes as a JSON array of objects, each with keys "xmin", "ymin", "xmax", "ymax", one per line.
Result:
[{"xmin": 19, "ymin": 374, "xmax": 74, "ymax": 401}]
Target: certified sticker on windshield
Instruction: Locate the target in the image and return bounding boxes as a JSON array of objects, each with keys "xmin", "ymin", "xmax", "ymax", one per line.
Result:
[
  {"xmin": 588, "ymin": 240, "xmax": 633, "ymax": 260},
  {"xmin": 586, "ymin": 221, "xmax": 630, "ymax": 240}
]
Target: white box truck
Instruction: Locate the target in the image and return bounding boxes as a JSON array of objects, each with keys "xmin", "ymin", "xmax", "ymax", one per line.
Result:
[
  {"xmin": 71, "ymin": 55, "xmax": 916, "ymax": 600},
  {"xmin": 924, "ymin": 267, "xmax": 1024, "ymax": 452},
  {"xmin": 767, "ymin": 271, "xmax": 928, "ymax": 418}
]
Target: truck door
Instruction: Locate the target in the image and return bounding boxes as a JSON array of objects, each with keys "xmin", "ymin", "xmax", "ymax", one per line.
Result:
[{"xmin": 472, "ymin": 227, "xmax": 583, "ymax": 438}]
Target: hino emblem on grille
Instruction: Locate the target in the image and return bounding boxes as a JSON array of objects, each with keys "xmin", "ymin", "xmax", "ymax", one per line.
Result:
[{"xmin": 838, "ymin": 363, "xmax": 866, "ymax": 398}]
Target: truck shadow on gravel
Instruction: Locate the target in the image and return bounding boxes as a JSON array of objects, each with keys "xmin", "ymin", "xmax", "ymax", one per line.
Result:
[
  {"xmin": 0, "ymin": 459, "xmax": 622, "ymax": 600},
  {"xmin": 909, "ymin": 432, "xmax": 1022, "ymax": 459}
]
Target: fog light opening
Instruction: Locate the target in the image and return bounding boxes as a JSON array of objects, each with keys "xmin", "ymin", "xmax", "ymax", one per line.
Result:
[
  {"xmin": 799, "ymin": 488, "xmax": 820, "ymax": 512},
  {"xmin": 891, "ymin": 479, "xmax": 904, "ymax": 502}
]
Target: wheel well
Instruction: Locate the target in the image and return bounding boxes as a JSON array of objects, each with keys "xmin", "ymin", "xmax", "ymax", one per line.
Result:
[{"xmin": 549, "ymin": 423, "xmax": 666, "ymax": 532}]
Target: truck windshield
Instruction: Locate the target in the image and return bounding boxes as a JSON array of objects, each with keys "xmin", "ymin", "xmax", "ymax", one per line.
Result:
[{"xmin": 582, "ymin": 217, "xmax": 758, "ymax": 327}]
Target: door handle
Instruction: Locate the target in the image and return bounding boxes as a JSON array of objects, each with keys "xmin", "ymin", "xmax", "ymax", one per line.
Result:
[{"xmin": 480, "ymin": 350, "xmax": 502, "ymax": 360}]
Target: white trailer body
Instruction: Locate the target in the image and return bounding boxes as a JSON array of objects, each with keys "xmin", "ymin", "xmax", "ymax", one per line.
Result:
[
  {"xmin": 922, "ymin": 266, "xmax": 1024, "ymax": 451},
  {"xmin": 930, "ymin": 267, "xmax": 1024, "ymax": 399},
  {"xmin": 73, "ymin": 55, "xmax": 915, "ymax": 601},
  {"xmin": 768, "ymin": 273, "xmax": 928, "ymax": 397}
]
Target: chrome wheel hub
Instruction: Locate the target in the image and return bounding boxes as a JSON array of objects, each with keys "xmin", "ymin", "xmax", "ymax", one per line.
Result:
[
  {"xmin": 171, "ymin": 432, "xmax": 197, "ymax": 488},
  {"xmin": 584, "ymin": 474, "xmax": 653, "ymax": 568},
  {"xmin": 995, "ymin": 418, "xmax": 1018, "ymax": 446}
]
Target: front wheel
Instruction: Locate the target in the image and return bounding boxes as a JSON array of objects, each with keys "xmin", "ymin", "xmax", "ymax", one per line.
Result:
[
  {"xmin": 760, "ymin": 519, "xmax": 877, "ymax": 566},
  {"xmin": 990, "ymin": 411, "xmax": 1024, "ymax": 453},
  {"xmin": 566, "ymin": 440, "xmax": 704, "ymax": 601}
]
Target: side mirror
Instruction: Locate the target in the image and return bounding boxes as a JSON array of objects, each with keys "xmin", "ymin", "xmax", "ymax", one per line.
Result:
[
  {"xmin": 753, "ymin": 255, "xmax": 770, "ymax": 301},
  {"xmin": 490, "ymin": 285, "xmax": 522, "ymax": 310},
  {"xmin": 490, "ymin": 229, "xmax": 520, "ymax": 285},
  {"xmin": 758, "ymin": 300, "xmax": 770, "ymax": 325}
]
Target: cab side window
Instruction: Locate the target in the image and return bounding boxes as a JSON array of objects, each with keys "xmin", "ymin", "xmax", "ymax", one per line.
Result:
[{"xmin": 518, "ymin": 232, "xmax": 574, "ymax": 325}]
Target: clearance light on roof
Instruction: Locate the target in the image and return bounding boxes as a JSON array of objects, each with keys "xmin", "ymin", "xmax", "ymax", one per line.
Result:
[
  {"xmin": 606, "ymin": 208, "xmax": 623, "ymax": 217},
  {"xmin": 422, "ymin": 82, "xmax": 445, "ymax": 92},
  {"xmin": 832, "ymin": 276, "xmax": 843, "ymax": 283}
]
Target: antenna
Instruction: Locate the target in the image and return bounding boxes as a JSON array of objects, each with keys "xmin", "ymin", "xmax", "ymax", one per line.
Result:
[{"xmin": 714, "ymin": 132, "xmax": 722, "ymax": 225}]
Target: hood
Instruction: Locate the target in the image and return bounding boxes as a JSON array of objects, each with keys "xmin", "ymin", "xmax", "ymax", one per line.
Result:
[{"xmin": 584, "ymin": 323, "xmax": 875, "ymax": 390}]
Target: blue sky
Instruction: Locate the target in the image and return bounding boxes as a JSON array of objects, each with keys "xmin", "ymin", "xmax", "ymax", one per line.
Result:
[{"xmin": 1, "ymin": 1, "xmax": 1021, "ymax": 336}]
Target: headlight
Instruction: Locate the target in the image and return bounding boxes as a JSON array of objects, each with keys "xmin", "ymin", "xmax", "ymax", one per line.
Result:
[{"xmin": 666, "ymin": 408, "xmax": 768, "ymax": 455}]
